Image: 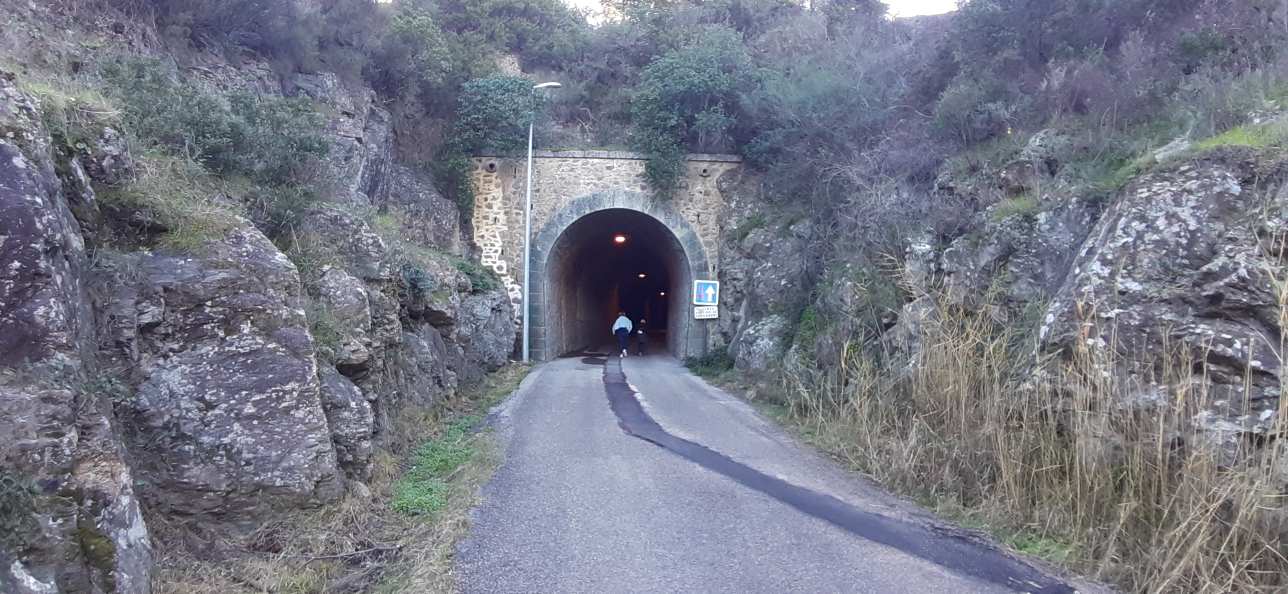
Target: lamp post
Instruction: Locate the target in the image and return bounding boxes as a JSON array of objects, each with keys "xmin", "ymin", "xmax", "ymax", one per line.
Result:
[{"xmin": 523, "ymin": 81, "xmax": 561, "ymax": 363}]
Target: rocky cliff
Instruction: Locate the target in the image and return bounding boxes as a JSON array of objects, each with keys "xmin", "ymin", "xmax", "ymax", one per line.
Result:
[{"xmin": 0, "ymin": 6, "xmax": 515, "ymax": 592}]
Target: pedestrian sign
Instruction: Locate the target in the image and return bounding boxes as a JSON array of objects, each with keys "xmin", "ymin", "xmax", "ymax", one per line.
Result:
[{"xmin": 693, "ymin": 280, "xmax": 720, "ymax": 306}]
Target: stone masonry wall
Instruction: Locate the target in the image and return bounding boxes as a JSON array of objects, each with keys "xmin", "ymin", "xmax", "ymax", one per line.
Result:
[{"xmin": 470, "ymin": 150, "xmax": 739, "ymax": 316}]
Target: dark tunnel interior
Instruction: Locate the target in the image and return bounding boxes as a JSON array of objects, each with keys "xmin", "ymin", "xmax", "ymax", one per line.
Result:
[{"xmin": 545, "ymin": 209, "xmax": 691, "ymax": 357}]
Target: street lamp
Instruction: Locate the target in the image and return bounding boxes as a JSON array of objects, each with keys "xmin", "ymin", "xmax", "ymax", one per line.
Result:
[{"xmin": 523, "ymin": 81, "xmax": 561, "ymax": 363}]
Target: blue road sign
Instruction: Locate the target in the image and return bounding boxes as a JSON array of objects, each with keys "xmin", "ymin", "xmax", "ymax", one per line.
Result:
[{"xmin": 693, "ymin": 280, "xmax": 720, "ymax": 306}]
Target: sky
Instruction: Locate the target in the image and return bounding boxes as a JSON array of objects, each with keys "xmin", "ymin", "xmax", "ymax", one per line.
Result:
[{"xmin": 565, "ymin": 0, "xmax": 959, "ymax": 20}]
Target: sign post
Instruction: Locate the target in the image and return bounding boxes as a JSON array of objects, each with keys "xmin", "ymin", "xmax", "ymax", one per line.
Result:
[{"xmin": 692, "ymin": 280, "xmax": 720, "ymax": 320}]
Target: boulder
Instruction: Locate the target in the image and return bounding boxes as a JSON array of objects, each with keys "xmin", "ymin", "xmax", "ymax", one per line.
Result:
[
  {"xmin": 1039, "ymin": 152, "xmax": 1286, "ymax": 449},
  {"xmin": 730, "ymin": 314, "xmax": 791, "ymax": 372},
  {"xmin": 454, "ymin": 289, "xmax": 518, "ymax": 375},
  {"xmin": 315, "ymin": 266, "xmax": 373, "ymax": 368},
  {"xmin": 300, "ymin": 208, "xmax": 395, "ymax": 282},
  {"xmin": 883, "ymin": 295, "xmax": 941, "ymax": 374},
  {"xmin": 386, "ymin": 327, "xmax": 459, "ymax": 411},
  {"xmin": 73, "ymin": 125, "xmax": 133, "ymax": 187},
  {"xmin": 378, "ymin": 164, "xmax": 462, "ymax": 255},
  {"xmin": 101, "ymin": 222, "xmax": 343, "ymax": 519},
  {"xmin": 291, "ymin": 72, "xmax": 390, "ymax": 206},
  {"xmin": 938, "ymin": 194, "xmax": 1099, "ymax": 307},
  {"xmin": 318, "ymin": 367, "xmax": 375, "ymax": 480}
]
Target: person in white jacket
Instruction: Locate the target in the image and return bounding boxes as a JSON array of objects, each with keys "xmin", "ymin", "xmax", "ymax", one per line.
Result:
[{"xmin": 611, "ymin": 312, "xmax": 633, "ymax": 357}]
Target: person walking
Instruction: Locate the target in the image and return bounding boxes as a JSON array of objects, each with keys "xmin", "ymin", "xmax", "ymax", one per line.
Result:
[
  {"xmin": 612, "ymin": 312, "xmax": 633, "ymax": 358},
  {"xmin": 636, "ymin": 320, "xmax": 648, "ymax": 356}
]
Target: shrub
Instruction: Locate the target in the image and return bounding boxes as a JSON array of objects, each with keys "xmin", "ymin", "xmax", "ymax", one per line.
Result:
[
  {"xmin": 933, "ymin": 77, "xmax": 1016, "ymax": 144},
  {"xmin": 435, "ymin": 75, "xmax": 537, "ymax": 212},
  {"xmin": 430, "ymin": 0, "xmax": 590, "ymax": 70},
  {"xmin": 452, "ymin": 258, "xmax": 501, "ymax": 294},
  {"xmin": 366, "ymin": 8, "xmax": 455, "ymax": 100},
  {"xmin": 113, "ymin": 0, "xmax": 311, "ymax": 61},
  {"xmin": 100, "ymin": 57, "xmax": 328, "ymax": 185},
  {"xmin": 225, "ymin": 92, "xmax": 329, "ymax": 184},
  {"xmin": 685, "ymin": 347, "xmax": 735, "ymax": 379}
]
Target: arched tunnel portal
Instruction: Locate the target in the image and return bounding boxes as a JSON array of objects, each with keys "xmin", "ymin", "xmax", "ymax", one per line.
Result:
[{"xmin": 529, "ymin": 194, "xmax": 711, "ymax": 361}]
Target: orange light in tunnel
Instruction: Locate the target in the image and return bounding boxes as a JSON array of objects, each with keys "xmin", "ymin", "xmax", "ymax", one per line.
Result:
[{"xmin": 613, "ymin": 234, "xmax": 628, "ymax": 245}]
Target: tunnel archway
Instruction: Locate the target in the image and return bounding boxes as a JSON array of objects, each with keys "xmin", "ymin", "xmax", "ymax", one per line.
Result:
[{"xmin": 529, "ymin": 191, "xmax": 710, "ymax": 361}]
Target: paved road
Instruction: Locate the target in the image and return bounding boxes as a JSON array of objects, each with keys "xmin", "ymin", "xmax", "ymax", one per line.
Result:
[{"xmin": 457, "ymin": 353, "xmax": 1080, "ymax": 594}]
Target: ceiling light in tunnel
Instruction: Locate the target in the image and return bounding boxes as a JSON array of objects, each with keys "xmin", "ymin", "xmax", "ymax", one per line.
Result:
[
  {"xmin": 613, "ymin": 234, "xmax": 628, "ymax": 245},
  {"xmin": 638, "ymin": 273, "xmax": 647, "ymax": 279},
  {"xmin": 659, "ymin": 291, "xmax": 666, "ymax": 296}
]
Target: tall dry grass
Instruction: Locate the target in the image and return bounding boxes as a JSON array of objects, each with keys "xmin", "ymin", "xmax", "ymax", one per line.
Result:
[{"xmin": 776, "ymin": 287, "xmax": 1288, "ymax": 592}]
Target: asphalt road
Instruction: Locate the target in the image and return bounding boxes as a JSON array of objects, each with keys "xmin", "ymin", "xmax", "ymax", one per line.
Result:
[{"xmin": 456, "ymin": 353, "xmax": 1081, "ymax": 594}]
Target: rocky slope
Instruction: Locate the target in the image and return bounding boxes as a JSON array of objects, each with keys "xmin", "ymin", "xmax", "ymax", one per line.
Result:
[
  {"xmin": 0, "ymin": 7, "xmax": 515, "ymax": 592},
  {"xmin": 718, "ymin": 125, "xmax": 1288, "ymax": 459}
]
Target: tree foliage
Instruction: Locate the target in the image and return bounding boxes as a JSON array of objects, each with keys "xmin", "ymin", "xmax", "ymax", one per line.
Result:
[
  {"xmin": 433, "ymin": 75, "xmax": 538, "ymax": 212},
  {"xmin": 629, "ymin": 26, "xmax": 754, "ymax": 193}
]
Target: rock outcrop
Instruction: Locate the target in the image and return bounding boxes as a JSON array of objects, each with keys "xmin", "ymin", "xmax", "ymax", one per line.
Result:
[
  {"xmin": 1039, "ymin": 151, "xmax": 1287, "ymax": 446},
  {"xmin": 717, "ymin": 170, "xmax": 814, "ymax": 371},
  {"xmin": 0, "ymin": 16, "xmax": 515, "ymax": 588},
  {"xmin": 97, "ymin": 222, "xmax": 343, "ymax": 519},
  {"xmin": 1, "ymin": 74, "xmax": 152, "ymax": 594}
]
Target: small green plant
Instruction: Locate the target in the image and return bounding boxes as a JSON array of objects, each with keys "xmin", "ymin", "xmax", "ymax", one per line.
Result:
[
  {"xmin": 0, "ymin": 470, "xmax": 38, "ymax": 549},
  {"xmin": 305, "ymin": 299, "xmax": 344, "ymax": 363},
  {"xmin": 685, "ymin": 347, "xmax": 735, "ymax": 379},
  {"xmin": 793, "ymin": 305, "xmax": 821, "ymax": 351},
  {"xmin": 732, "ymin": 214, "xmax": 767, "ymax": 242},
  {"xmin": 401, "ymin": 263, "xmax": 435, "ymax": 295}
]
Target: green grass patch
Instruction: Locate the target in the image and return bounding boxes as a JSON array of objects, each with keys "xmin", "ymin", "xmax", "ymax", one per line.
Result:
[
  {"xmin": 391, "ymin": 417, "xmax": 477, "ymax": 516},
  {"xmin": 16, "ymin": 76, "xmax": 120, "ymax": 147},
  {"xmin": 99, "ymin": 152, "xmax": 242, "ymax": 252},
  {"xmin": 1192, "ymin": 119, "xmax": 1288, "ymax": 153},
  {"xmin": 389, "ymin": 366, "xmax": 529, "ymax": 518},
  {"xmin": 990, "ymin": 194, "xmax": 1040, "ymax": 222}
]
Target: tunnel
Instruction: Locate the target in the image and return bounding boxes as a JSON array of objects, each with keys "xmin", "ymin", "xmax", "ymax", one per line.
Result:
[{"xmin": 542, "ymin": 208, "xmax": 695, "ymax": 358}]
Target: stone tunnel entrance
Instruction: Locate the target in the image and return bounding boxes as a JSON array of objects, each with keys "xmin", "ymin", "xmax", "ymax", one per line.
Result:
[
  {"xmin": 543, "ymin": 209, "xmax": 692, "ymax": 357},
  {"xmin": 470, "ymin": 151, "xmax": 737, "ymax": 361}
]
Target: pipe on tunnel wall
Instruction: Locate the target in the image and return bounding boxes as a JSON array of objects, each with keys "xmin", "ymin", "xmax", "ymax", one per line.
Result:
[{"xmin": 529, "ymin": 190, "xmax": 712, "ymax": 361}]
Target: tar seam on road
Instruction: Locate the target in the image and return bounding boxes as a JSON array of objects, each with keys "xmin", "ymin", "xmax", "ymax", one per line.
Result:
[{"xmin": 600, "ymin": 357, "xmax": 1075, "ymax": 594}]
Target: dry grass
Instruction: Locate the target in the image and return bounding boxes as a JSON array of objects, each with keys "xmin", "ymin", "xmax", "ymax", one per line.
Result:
[
  {"xmin": 151, "ymin": 364, "xmax": 529, "ymax": 594},
  {"xmin": 766, "ymin": 283, "xmax": 1288, "ymax": 593}
]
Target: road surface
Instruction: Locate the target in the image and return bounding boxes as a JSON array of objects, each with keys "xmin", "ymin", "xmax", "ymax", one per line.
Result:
[{"xmin": 456, "ymin": 353, "xmax": 1080, "ymax": 594}]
